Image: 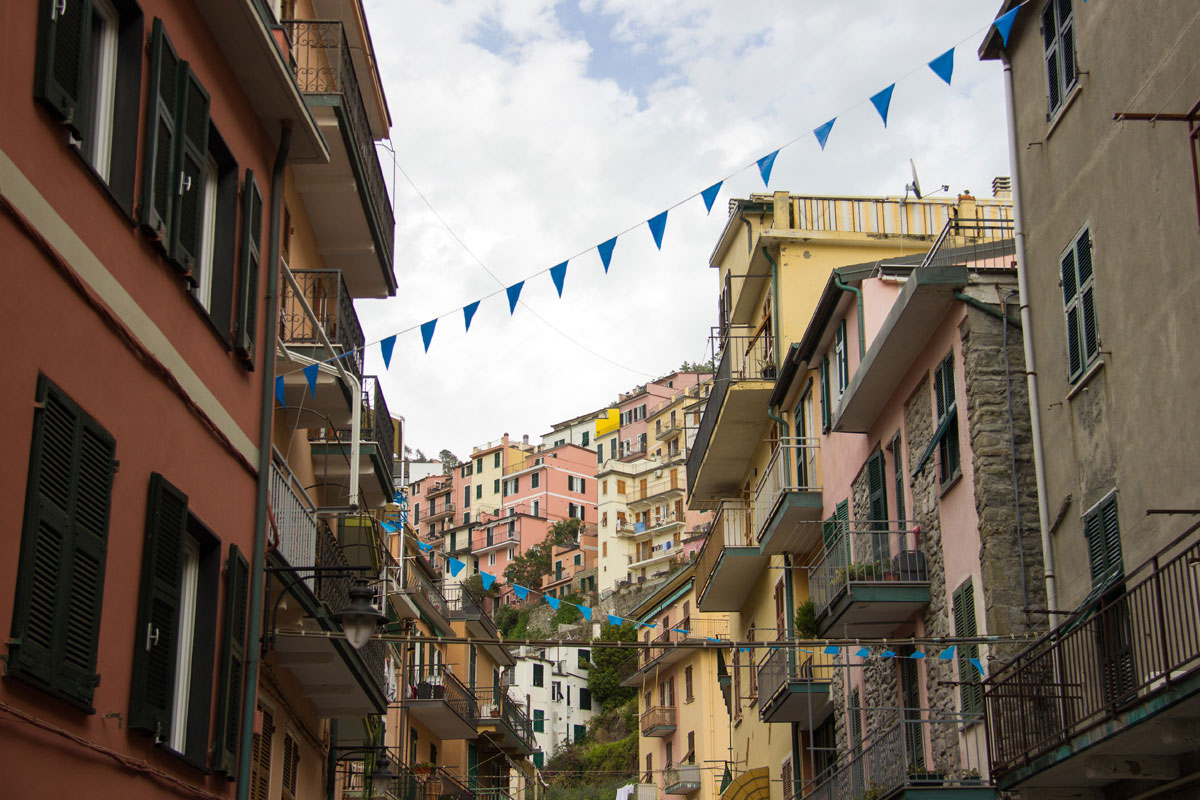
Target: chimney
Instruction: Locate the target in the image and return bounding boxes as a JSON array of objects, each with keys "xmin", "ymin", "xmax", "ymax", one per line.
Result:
[
  {"xmin": 522, "ymin": 434, "xmax": 529, "ymax": 446},
  {"xmin": 992, "ymin": 176, "xmax": 1012, "ymax": 199},
  {"xmin": 956, "ymin": 190, "xmax": 978, "ymax": 226}
]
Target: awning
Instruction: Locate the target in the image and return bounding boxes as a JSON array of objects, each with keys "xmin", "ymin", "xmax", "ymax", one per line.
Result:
[{"xmin": 720, "ymin": 767, "xmax": 770, "ymax": 800}]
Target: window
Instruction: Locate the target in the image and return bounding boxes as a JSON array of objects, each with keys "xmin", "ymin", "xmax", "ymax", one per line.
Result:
[
  {"xmin": 834, "ymin": 320, "xmax": 849, "ymax": 396},
  {"xmin": 476, "ymin": 484, "xmax": 482, "ymax": 500},
  {"xmin": 8, "ymin": 375, "xmax": 116, "ymax": 710},
  {"xmin": 531, "ymin": 472, "xmax": 540, "ymax": 489},
  {"xmin": 504, "ymin": 478, "xmax": 519, "ymax": 496},
  {"xmin": 819, "ymin": 354, "xmax": 832, "ymax": 431},
  {"xmin": 616, "ymin": 479, "xmax": 627, "ymax": 495},
  {"xmin": 601, "ymin": 479, "xmax": 608, "ymax": 496},
  {"xmin": 464, "ymin": 486, "xmax": 471, "ymax": 507},
  {"xmin": 1084, "ymin": 493, "xmax": 1123, "ymax": 592},
  {"xmin": 488, "ymin": 553, "xmax": 496, "ymax": 566},
  {"xmin": 409, "ymin": 728, "xmax": 418, "ymax": 765},
  {"xmin": 574, "ymin": 554, "xmax": 582, "ymax": 566},
  {"xmin": 1043, "ymin": 0, "xmax": 1077, "ymax": 116},
  {"xmin": 533, "ymin": 709, "xmax": 545, "ymax": 733},
  {"xmin": 574, "ymin": 724, "xmax": 586, "ymax": 743},
  {"xmin": 552, "ymin": 681, "xmax": 564, "ymax": 702},
  {"xmin": 249, "ymin": 702, "xmax": 274, "ymax": 800},
  {"xmin": 533, "ymin": 752, "xmax": 544, "ymax": 768},
  {"xmin": 414, "ymin": 503, "xmax": 420, "ymax": 523},
  {"xmin": 493, "ymin": 479, "xmax": 500, "ymax": 494},
  {"xmin": 533, "ymin": 663, "xmax": 544, "ymax": 687},
  {"xmin": 568, "ymin": 503, "xmax": 584, "ymax": 520},
  {"xmin": 281, "ymin": 731, "xmax": 300, "ymax": 799},
  {"xmin": 933, "ymin": 353, "xmax": 960, "ymax": 485},
  {"xmin": 568, "ymin": 475, "xmax": 585, "ymax": 492},
  {"xmin": 578, "ymin": 650, "xmax": 590, "ymax": 669},
  {"xmin": 602, "ymin": 541, "xmax": 607, "ymax": 556},
  {"xmin": 192, "ymin": 126, "xmax": 239, "ymax": 334},
  {"xmin": 1062, "ymin": 225, "xmax": 1099, "ymax": 382},
  {"xmin": 686, "ymin": 731, "xmax": 695, "ymax": 764},
  {"xmin": 782, "ymin": 759, "xmax": 793, "ymax": 800},
  {"xmin": 494, "ymin": 452, "xmax": 501, "ymax": 468},
  {"xmin": 891, "ymin": 432, "xmax": 906, "ymax": 523},
  {"xmin": 645, "ymin": 753, "xmax": 653, "ymax": 783},
  {"xmin": 597, "ymin": 447, "xmax": 603, "ymax": 465},
  {"xmin": 684, "ymin": 665, "xmax": 694, "ymax": 702},
  {"xmin": 532, "ymin": 499, "xmax": 540, "ymax": 517},
  {"xmin": 952, "ymin": 578, "xmax": 983, "ymax": 716},
  {"xmin": 508, "ymin": 547, "xmax": 514, "ymax": 560},
  {"xmin": 581, "ymin": 431, "xmax": 590, "ymax": 447},
  {"xmin": 476, "ymin": 457, "xmax": 483, "ymax": 473}
]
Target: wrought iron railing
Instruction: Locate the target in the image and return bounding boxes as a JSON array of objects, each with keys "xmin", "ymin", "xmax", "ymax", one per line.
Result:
[
  {"xmin": 809, "ymin": 521, "xmax": 926, "ymax": 619},
  {"xmin": 474, "ymin": 688, "xmax": 536, "ymax": 750},
  {"xmin": 639, "ymin": 706, "xmax": 677, "ymax": 734},
  {"xmin": 423, "ymin": 766, "xmax": 472, "ymax": 800},
  {"xmin": 626, "ymin": 475, "xmax": 686, "ymax": 504},
  {"xmin": 316, "ymin": 524, "xmax": 388, "ymax": 697},
  {"xmin": 756, "ymin": 647, "xmax": 835, "ymax": 710},
  {"xmin": 442, "ymin": 583, "xmax": 499, "ymax": 639},
  {"xmin": 269, "ymin": 458, "xmax": 318, "ymax": 585},
  {"xmin": 279, "ymin": 269, "xmax": 364, "ymax": 380},
  {"xmin": 404, "ymin": 562, "xmax": 450, "ymax": 622},
  {"xmin": 663, "ymin": 764, "xmax": 702, "ymax": 794},
  {"xmin": 425, "ymin": 479, "xmax": 452, "ymax": 498},
  {"xmin": 474, "ymin": 524, "xmax": 521, "ymax": 551},
  {"xmin": 985, "ymin": 531, "xmax": 1200, "ymax": 775},
  {"xmin": 363, "ymin": 376, "xmax": 394, "ymax": 486},
  {"xmin": 403, "ymin": 664, "xmax": 478, "ymax": 724},
  {"xmin": 426, "ymin": 500, "xmax": 456, "ymax": 521},
  {"xmin": 695, "ymin": 501, "xmax": 752, "ymax": 603},
  {"xmin": 919, "ymin": 217, "xmax": 1016, "ymax": 270},
  {"xmin": 753, "ymin": 437, "xmax": 821, "ymax": 543},
  {"xmin": 281, "ymin": 19, "xmax": 395, "ymax": 273}
]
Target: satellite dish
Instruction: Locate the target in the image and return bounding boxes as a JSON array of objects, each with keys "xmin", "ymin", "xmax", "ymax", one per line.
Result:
[{"xmin": 907, "ymin": 159, "xmax": 924, "ymax": 200}]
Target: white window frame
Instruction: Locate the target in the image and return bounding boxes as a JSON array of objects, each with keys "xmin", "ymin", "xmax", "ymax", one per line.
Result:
[
  {"xmin": 194, "ymin": 155, "xmax": 219, "ymax": 310},
  {"xmin": 168, "ymin": 535, "xmax": 200, "ymax": 752},
  {"xmin": 488, "ymin": 552, "xmax": 496, "ymax": 566},
  {"xmin": 834, "ymin": 320, "xmax": 849, "ymax": 397},
  {"xmin": 85, "ymin": 0, "xmax": 120, "ymax": 180}
]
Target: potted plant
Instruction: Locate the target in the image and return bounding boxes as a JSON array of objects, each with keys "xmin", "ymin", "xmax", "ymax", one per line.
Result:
[
  {"xmin": 411, "ymin": 762, "xmax": 435, "ymax": 776},
  {"xmin": 794, "ymin": 599, "xmax": 818, "ymax": 639},
  {"xmin": 958, "ymin": 768, "xmax": 983, "ymax": 786},
  {"xmin": 906, "ymin": 764, "xmax": 944, "ymax": 785},
  {"xmin": 895, "ymin": 550, "xmax": 928, "ymax": 581}
]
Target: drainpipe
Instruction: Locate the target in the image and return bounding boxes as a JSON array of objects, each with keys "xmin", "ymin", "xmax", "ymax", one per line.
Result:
[
  {"xmin": 833, "ymin": 276, "xmax": 865, "ymax": 360},
  {"xmin": 762, "ymin": 247, "xmax": 782, "ymax": 370},
  {"xmin": 237, "ymin": 119, "xmax": 292, "ymax": 800},
  {"xmin": 953, "ymin": 291, "xmax": 1021, "ymax": 329},
  {"xmin": 1002, "ymin": 53, "xmax": 1058, "ymax": 627},
  {"xmin": 785, "ymin": 554, "xmax": 802, "ymax": 800}
]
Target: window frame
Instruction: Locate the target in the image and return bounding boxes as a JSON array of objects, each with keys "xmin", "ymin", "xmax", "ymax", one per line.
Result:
[
  {"xmin": 1061, "ymin": 224, "xmax": 1100, "ymax": 383},
  {"xmin": 1042, "ymin": 0, "xmax": 1078, "ymax": 119}
]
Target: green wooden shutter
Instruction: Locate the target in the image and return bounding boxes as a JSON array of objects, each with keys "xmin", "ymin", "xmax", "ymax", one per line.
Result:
[
  {"xmin": 33, "ymin": 0, "xmax": 94, "ymax": 134},
  {"xmin": 1076, "ymin": 229, "xmax": 1099, "ymax": 365},
  {"xmin": 8, "ymin": 376, "xmax": 115, "ymax": 710},
  {"xmin": 235, "ymin": 170, "xmax": 263, "ymax": 369},
  {"xmin": 819, "ymin": 355, "xmax": 831, "ymax": 431},
  {"xmin": 129, "ymin": 473, "xmax": 188, "ymax": 736},
  {"xmin": 892, "ymin": 433, "xmax": 906, "ymax": 523},
  {"xmin": 866, "ymin": 451, "xmax": 887, "ymax": 522},
  {"xmin": 1086, "ymin": 495, "xmax": 1123, "ymax": 591},
  {"xmin": 1084, "ymin": 508, "xmax": 1106, "ymax": 589},
  {"xmin": 952, "ymin": 580, "xmax": 982, "ymax": 715},
  {"xmin": 139, "ymin": 19, "xmax": 182, "ymax": 242},
  {"xmin": 171, "ymin": 67, "xmax": 211, "ymax": 273},
  {"xmin": 1061, "ymin": 246, "xmax": 1083, "ymax": 380},
  {"xmin": 214, "ymin": 545, "xmax": 250, "ymax": 776}
]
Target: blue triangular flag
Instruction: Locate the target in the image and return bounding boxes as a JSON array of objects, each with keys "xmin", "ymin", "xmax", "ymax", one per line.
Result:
[
  {"xmin": 882, "ymin": 649, "xmax": 896, "ymax": 658},
  {"xmin": 740, "ymin": 648, "xmax": 750, "ymax": 654},
  {"xmin": 994, "ymin": 7, "xmax": 1019, "ymax": 47},
  {"xmin": 380, "ymin": 521, "xmax": 396, "ymax": 533},
  {"xmin": 706, "ymin": 637, "xmax": 720, "ymax": 643},
  {"xmin": 506, "ymin": 282, "xmax": 524, "ymax": 315},
  {"xmin": 701, "ymin": 182, "xmax": 722, "ymax": 214},
  {"xmin": 928, "ymin": 48, "xmax": 954, "ymax": 86},
  {"xmin": 480, "ymin": 572, "xmax": 496, "ymax": 591},
  {"xmin": 380, "ymin": 334, "xmax": 396, "ymax": 369},
  {"xmin": 420, "ymin": 319, "xmax": 437, "ymax": 353},
  {"xmin": 417, "ymin": 541, "xmax": 433, "ymax": 552},
  {"xmin": 856, "ymin": 647, "xmax": 870, "ymax": 658},
  {"xmin": 911, "ymin": 650, "xmax": 926, "ymax": 659},
  {"xmin": 275, "ymin": 376, "xmax": 285, "ymax": 405},
  {"xmin": 640, "ymin": 622, "xmax": 656, "ymax": 629},
  {"xmin": 969, "ymin": 657, "xmax": 986, "ymax": 677},
  {"xmin": 870, "ymin": 84, "xmax": 895, "ymax": 127},
  {"xmin": 647, "ymin": 211, "xmax": 668, "ymax": 250},
  {"xmin": 824, "ymin": 646, "xmax": 840, "ymax": 655},
  {"xmin": 757, "ymin": 150, "xmax": 779, "ymax": 186},
  {"xmin": 597, "ymin": 237, "xmax": 617, "ymax": 273},
  {"xmin": 463, "ymin": 301, "xmax": 480, "ymax": 332},
  {"xmin": 303, "ymin": 364, "xmax": 319, "ymax": 397},
  {"xmin": 607, "ymin": 614, "xmax": 623, "ymax": 626},
  {"xmin": 939, "ymin": 646, "xmax": 956, "ymax": 660},
  {"xmin": 673, "ymin": 629, "xmax": 690, "ymax": 636},
  {"xmin": 578, "ymin": 605, "xmax": 592, "ymax": 621},
  {"xmin": 513, "ymin": 585, "xmax": 529, "ymax": 601},
  {"xmin": 814, "ymin": 118, "xmax": 836, "ymax": 150},
  {"xmin": 546, "ymin": 596, "xmax": 560, "ymax": 610},
  {"xmin": 446, "ymin": 557, "xmax": 465, "ymax": 577},
  {"xmin": 550, "ymin": 261, "xmax": 568, "ymax": 297}
]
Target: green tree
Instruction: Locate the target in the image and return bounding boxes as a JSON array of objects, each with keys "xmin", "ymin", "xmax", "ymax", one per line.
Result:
[
  {"xmin": 504, "ymin": 543, "xmax": 552, "ymax": 591},
  {"xmin": 438, "ymin": 449, "xmax": 461, "ymax": 472},
  {"xmin": 551, "ymin": 594, "xmax": 583, "ymax": 626},
  {"xmin": 588, "ymin": 622, "xmax": 637, "ymax": 711}
]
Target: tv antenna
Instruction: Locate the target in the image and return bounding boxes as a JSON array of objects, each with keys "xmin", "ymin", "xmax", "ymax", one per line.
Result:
[{"xmin": 903, "ymin": 159, "xmax": 949, "ymax": 203}]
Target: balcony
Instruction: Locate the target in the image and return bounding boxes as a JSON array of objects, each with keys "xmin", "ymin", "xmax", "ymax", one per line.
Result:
[
  {"xmin": 422, "ymin": 767, "xmax": 473, "ymax": 800},
  {"xmin": 338, "ymin": 751, "xmax": 425, "ymax": 800},
  {"xmin": 269, "ymin": 457, "xmax": 319, "ymax": 576},
  {"xmin": 810, "ymin": 521, "xmax": 929, "ymax": 638},
  {"xmin": 695, "ymin": 501, "xmax": 766, "ymax": 612},
  {"xmin": 282, "ymin": 19, "xmax": 395, "ymax": 298},
  {"xmin": 473, "ymin": 525, "xmax": 522, "ymax": 553},
  {"xmin": 663, "ymin": 764, "xmax": 702, "ymax": 795},
  {"xmin": 753, "ymin": 438, "xmax": 823, "ymax": 555},
  {"xmin": 620, "ymin": 617, "xmax": 729, "ymax": 687},
  {"xmin": 308, "ymin": 375, "xmax": 395, "ymax": 508},
  {"xmin": 425, "ymin": 500, "xmax": 456, "ymax": 524},
  {"xmin": 640, "ymin": 706, "xmax": 677, "ymax": 737},
  {"xmin": 443, "ymin": 584, "xmax": 512, "ymax": 666},
  {"xmin": 810, "ymin": 712, "xmax": 993, "ymax": 800},
  {"xmin": 756, "ymin": 647, "xmax": 833, "ymax": 728},
  {"xmin": 425, "ymin": 479, "xmax": 453, "ymax": 498},
  {"xmin": 394, "ymin": 561, "xmax": 452, "ymax": 635},
  {"xmin": 627, "ymin": 475, "xmax": 686, "ymax": 506},
  {"xmin": 687, "ymin": 330, "xmax": 777, "ymax": 504},
  {"xmin": 474, "ymin": 688, "xmax": 536, "ymax": 754},
  {"xmin": 985, "ymin": 531, "xmax": 1200, "ymax": 793},
  {"xmin": 402, "ymin": 664, "xmax": 478, "ymax": 740}
]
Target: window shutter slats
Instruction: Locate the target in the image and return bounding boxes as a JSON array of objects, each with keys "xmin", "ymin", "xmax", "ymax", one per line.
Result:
[
  {"xmin": 171, "ymin": 67, "xmax": 211, "ymax": 273},
  {"xmin": 892, "ymin": 433, "xmax": 906, "ymax": 523},
  {"xmin": 1066, "ymin": 306, "xmax": 1083, "ymax": 379},
  {"xmin": 1060, "ymin": 250, "xmax": 1077, "ymax": 304},
  {"xmin": 139, "ymin": 19, "xmax": 181, "ymax": 241},
  {"xmin": 250, "ymin": 705, "xmax": 274, "ymax": 800},
  {"xmin": 129, "ymin": 473, "xmax": 188, "ymax": 736},
  {"xmin": 33, "ymin": 0, "xmax": 94, "ymax": 135},
  {"xmin": 1075, "ymin": 229, "xmax": 1093, "ymax": 283},
  {"xmin": 867, "ymin": 451, "xmax": 887, "ymax": 523},
  {"xmin": 953, "ymin": 580, "xmax": 983, "ymax": 715},
  {"xmin": 1100, "ymin": 496, "xmax": 1122, "ymax": 579},
  {"xmin": 214, "ymin": 545, "xmax": 250, "ymax": 777},
  {"xmin": 235, "ymin": 171, "xmax": 264, "ymax": 369}
]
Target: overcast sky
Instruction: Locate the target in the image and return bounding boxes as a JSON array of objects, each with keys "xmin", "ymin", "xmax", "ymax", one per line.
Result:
[{"xmin": 357, "ymin": 0, "xmax": 1010, "ymax": 461}]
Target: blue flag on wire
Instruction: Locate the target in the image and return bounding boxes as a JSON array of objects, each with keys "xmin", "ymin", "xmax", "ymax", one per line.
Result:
[
  {"xmin": 928, "ymin": 48, "xmax": 954, "ymax": 86},
  {"xmin": 814, "ymin": 118, "xmax": 836, "ymax": 150},
  {"xmin": 608, "ymin": 614, "xmax": 623, "ymax": 626},
  {"xmin": 911, "ymin": 650, "xmax": 926, "ymax": 659},
  {"xmin": 380, "ymin": 521, "xmax": 397, "ymax": 533},
  {"xmin": 506, "ymin": 282, "xmax": 524, "ymax": 315},
  {"xmin": 463, "ymin": 301, "xmax": 480, "ymax": 332},
  {"xmin": 480, "ymin": 572, "xmax": 496, "ymax": 591},
  {"xmin": 380, "ymin": 334, "xmax": 396, "ymax": 368},
  {"xmin": 673, "ymin": 629, "xmax": 690, "ymax": 636},
  {"xmin": 939, "ymin": 646, "xmax": 956, "ymax": 660},
  {"xmin": 647, "ymin": 211, "xmax": 668, "ymax": 250},
  {"xmin": 420, "ymin": 319, "xmax": 437, "ymax": 353},
  {"xmin": 994, "ymin": 6, "xmax": 1019, "ymax": 47},
  {"xmin": 882, "ymin": 650, "xmax": 896, "ymax": 659},
  {"xmin": 856, "ymin": 647, "xmax": 870, "ymax": 658},
  {"xmin": 757, "ymin": 150, "xmax": 779, "ymax": 186},
  {"xmin": 446, "ymin": 557, "xmax": 465, "ymax": 577},
  {"xmin": 275, "ymin": 376, "xmax": 285, "ymax": 405},
  {"xmin": 969, "ymin": 657, "xmax": 986, "ymax": 677},
  {"xmin": 417, "ymin": 541, "xmax": 432, "ymax": 552},
  {"xmin": 870, "ymin": 84, "xmax": 895, "ymax": 127},
  {"xmin": 706, "ymin": 637, "xmax": 720, "ymax": 643},
  {"xmin": 303, "ymin": 364, "xmax": 319, "ymax": 397},
  {"xmin": 701, "ymin": 182, "xmax": 722, "ymax": 214},
  {"xmin": 546, "ymin": 596, "xmax": 560, "ymax": 610},
  {"xmin": 513, "ymin": 585, "xmax": 529, "ymax": 601},
  {"xmin": 597, "ymin": 237, "xmax": 617, "ymax": 273},
  {"xmin": 824, "ymin": 646, "xmax": 840, "ymax": 655},
  {"xmin": 550, "ymin": 261, "xmax": 568, "ymax": 297},
  {"xmin": 578, "ymin": 605, "xmax": 592, "ymax": 621}
]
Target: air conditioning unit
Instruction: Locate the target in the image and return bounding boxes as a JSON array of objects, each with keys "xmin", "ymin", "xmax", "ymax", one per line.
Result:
[{"xmin": 654, "ymin": 469, "xmax": 663, "ymax": 478}]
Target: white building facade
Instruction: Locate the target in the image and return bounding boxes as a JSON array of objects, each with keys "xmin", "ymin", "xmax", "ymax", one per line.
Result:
[{"xmin": 506, "ymin": 645, "xmax": 596, "ymax": 767}]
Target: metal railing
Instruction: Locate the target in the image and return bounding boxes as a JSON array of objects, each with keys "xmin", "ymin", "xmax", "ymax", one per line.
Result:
[
  {"xmin": 663, "ymin": 764, "xmax": 702, "ymax": 794},
  {"xmin": 695, "ymin": 501, "xmax": 752, "ymax": 603},
  {"xmin": 474, "ymin": 524, "xmax": 521, "ymax": 551},
  {"xmin": 426, "ymin": 501, "xmax": 456, "ymax": 522},
  {"xmin": 424, "ymin": 479, "xmax": 452, "ymax": 497},
  {"xmin": 422, "ymin": 766, "xmax": 472, "ymax": 800},
  {"xmin": 442, "ymin": 583, "xmax": 499, "ymax": 639},
  {"xmin": 639, "ymin": 706, "xmax": 677, "ymax": 734},
  {"xmin": 626, "ymin": 476, "xmax": 686, "ymax": 504},
  {"xmin": 316, "ymin": 524, "xmax": 387, "ymax": 697},
  {"xmin": 306, "ymin": 375, "xmax": 395, "ymax": 494},
  {"xmin": 404, "ymin": 560, "xmax": 450, "ymax": 622},
  {"xmin": 919, "ymin": 217, "xmax": 1016, "ymax": 270},
  {"xmin": 281, "ymin": 20, "xmax": 394, "ymax": 272},
  {"xmin": 810, "ymin": 711, "xmax": 990, "ymax": 800},
  {"xmin": 985, "ymin": 531, "xmax": 1200, "ymax": 775},
  {"xmin": 269, "ymin": 459, "xmax": 318, "ymax": 584},
  {"xmin": 753, "ymin": 437, "xmax": 821, "ymax": 543},
  {"xmin": 278, "ymin": 269, "xmax": 364, "ymax": 380},
  {"xmin": 809, "ymin": 521, "xmax": 926, "ymax": 619},
  {"xmin": 632, "ymin": 617, "xmax": 729, "ymax": 670},
  {"xmin": 403, "ymin": 663, "xmax": 477, "ymax": 723},
  {"xmin": 474, "ymin": 687, "xmax": 536, "ymax": 750},
  {"xmin": 756, "ymin": 647, "xmax": 835, "ymax": 708}
]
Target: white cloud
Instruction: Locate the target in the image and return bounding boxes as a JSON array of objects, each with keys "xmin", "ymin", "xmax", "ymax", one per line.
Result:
[{"xmin": 359, "ymin": 0, "xmax": 1010, "ymax": 459}]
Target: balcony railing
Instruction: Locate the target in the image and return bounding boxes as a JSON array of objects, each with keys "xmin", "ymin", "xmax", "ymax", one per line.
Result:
[
  {"xmin": 425, "ymin": 479, "xmax": 452, "ymax": 498},
  {"xmin": 626, "ymin": 476, "xmax": 685, "ymax": 504},
  {"xmin": 809, "ymin": 521, "xmax": 925, "ymax": 618},
  {"xmin": 362, "ymin": 376, "xmax": 394, "ymax": 485},
  {"xmin": 985, "ymin": 531, "xmax": 1200, "ymax": 775},
  {"xmin": 422, "ymin": 766, "xmax": 472, "ymax": 800},
  {"xmin": 281, "ymin": 20, "xmax": 394, "ymax": 272},
  {"xmin": 756, "ymin": 647, "xmax": 835, "ymax": 707},
  {"xmin": 639, "ymin": 705, "xmax": 677, "ymax": 736},
  {"xmin": 404, "ymin": 560, "xmax": 450, "ymax": 621},
  {"xmin": 474, "ymin": 525, "xmax": 521, "ymax": 551},
  {"xmin": 919, "ymin": 217, "xmax": 1016, "ymax": 270},
  {"xmin": 753, "ymin": 437, "xmax": 820, "ymax": 542},
  {"xmin": 442, "ymin": 583, "xmax": 499, "ymax": 639},
  {"xmin": 474, "ymin": 687, "xmax": 536, "ymax": 751},
  {"xmin": 695, "ymin": 501, "xmax": 752, "ymax": 601},
  {"xmin": 316, "ymin": 524, "xmax": 387, "ymax": 696},
  {"xmin": 269, "ymin": 458, "xmax": 318, "ymax": 584},
  {"xmin": 810, "ymin": 711, "xmax": 990, "ymax": 800},
  {"xmin": 279, "ymin": 269, "xmax": 364, "ymax": 380},
  {"xmin": 404, "ymin": 663, "xmax": 478, "ymax": 723},
  {"xmin": 663, "ymin": 763, "xmax": 702, "ymax": 795},
  {"xmin": 426, "ymin": 501, "xmax": 456, "ymax": 522}
]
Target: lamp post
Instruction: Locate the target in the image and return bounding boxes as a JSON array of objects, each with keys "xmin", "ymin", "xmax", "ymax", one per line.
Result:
[{"xmin": 262, "ymin": 566, "xmax": 386, "ymax": 652}]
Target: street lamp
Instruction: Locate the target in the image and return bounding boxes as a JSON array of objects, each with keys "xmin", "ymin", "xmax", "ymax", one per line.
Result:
[{"xmin": 335, "ymin": 578, "xmax": 389, "ymax": 649}]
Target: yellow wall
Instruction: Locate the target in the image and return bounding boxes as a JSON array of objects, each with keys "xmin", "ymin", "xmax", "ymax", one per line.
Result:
[{"xmin": 596, "ymin": 408, "xmax": 620, "ymax": 438}]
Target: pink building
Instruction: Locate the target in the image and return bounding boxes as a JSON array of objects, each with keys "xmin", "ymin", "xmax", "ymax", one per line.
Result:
[{"xmin": 596, "ymin": 372, "xmax": 707, "ymax": 463}]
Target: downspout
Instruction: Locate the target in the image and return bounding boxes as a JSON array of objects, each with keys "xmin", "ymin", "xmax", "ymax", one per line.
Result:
[
  {"xmin": 784, "ymin": 552, "xmax": 803, "ymax": 800},
  {"xmin": 953, "ymin": 291, "xmax": 1021, "ymax": 329},
  {"xmin": 1002, "ymin": 53, "xmax": 1058, "ymax": 627},
  {"xmin": 237, "ymin": 119, "xmax": 292, "ymax": 800},
  {"xmin": 833, "ymin": 276, "xmax": 865, "ymax": 360}
]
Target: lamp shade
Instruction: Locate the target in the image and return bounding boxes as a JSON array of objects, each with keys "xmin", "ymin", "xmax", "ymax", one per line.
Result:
[{"xmin": 334, "ymin": 579, "xmax": 388, "ymax": 650}]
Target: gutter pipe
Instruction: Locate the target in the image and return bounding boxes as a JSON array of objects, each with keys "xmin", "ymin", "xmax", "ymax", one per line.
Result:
[
  {"xmin": 833, "ymin": 275, "xmax": 865, "ymax": 360},
  {"xmin": 954, "ymin": 291, "xmax": 1021, "ymax": 329}
]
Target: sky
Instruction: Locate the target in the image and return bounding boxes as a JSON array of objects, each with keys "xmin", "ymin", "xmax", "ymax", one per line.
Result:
[{"xmin": 357, "ymin": 0, "xmax": 1011, "ymax": 461}]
